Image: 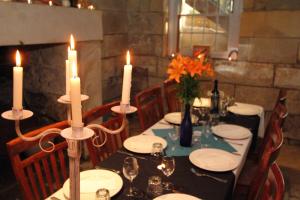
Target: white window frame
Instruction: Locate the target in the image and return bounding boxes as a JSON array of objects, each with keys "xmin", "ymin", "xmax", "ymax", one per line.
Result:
[{"xmin": 168, "ymin": 0, "xmax": 243, "ymax": 59}]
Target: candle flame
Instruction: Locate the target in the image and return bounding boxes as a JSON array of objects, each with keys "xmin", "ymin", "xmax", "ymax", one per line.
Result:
[
  {"xmin": 70, "ymin": 35, "xmax": 75, "ymax": 50},
  {"xmin": 16, "ymin": 50, "xmax": 21, "ymax": 67},
  {"xmin": 72, "ymin": 62, "xmax": 77, "ymax": 78},
  {"xmin": 49, "ymin": 0, "xmax": 53, "ymax": 6},
  {"xmin": 126, "ymin": 50, "xmax": 130, "ymax": 65}
]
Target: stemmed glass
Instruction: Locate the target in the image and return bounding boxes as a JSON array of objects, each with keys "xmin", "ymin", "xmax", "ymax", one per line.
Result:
[
  {"xmin": 123, "ymin": 156, "xmax": 139, "ymax": 197},
  {"xmin": 159, "ymin": 156, "xmax": 175, "ymax": 190}
]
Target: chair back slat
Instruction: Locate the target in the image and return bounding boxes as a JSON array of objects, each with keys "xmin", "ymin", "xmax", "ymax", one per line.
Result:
[
  {"xmin": 163, "ymin": 80, "xmax": 181, "ymax": 112},
  {"xmin": 50, "ymin": 153, "xmax": 61, "ymax": 188},
  {"xmin": 135, "ymin": 85, "xmax": 164, "ymax": 131},
  {"xmin": 58, "ymin": 149, "xmax": 68, "ymax": 181},
  {"xmin": 261, "ymin": 163, "xmax": 285, "ymax": 200},
  {"xmin": 26, "ymin": 165, "xmax": 40, "ymax": 200},
  {"xmin": 83, "ymin": 101, "xmax": 129, "ymax": 167},
  {"xmin": 6, "ymin": 120, "xmax": 70, "ymax": 200},
  {"xmin": 248, "ymin": 119, "xmax": 283, "ymax": 200},
  {"xmin": 33, "ymin": 161, "xmax": 47, "ymax": 198}
]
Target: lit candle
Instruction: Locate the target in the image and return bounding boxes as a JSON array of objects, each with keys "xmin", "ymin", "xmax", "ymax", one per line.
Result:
[
  {"xmin": 65, "ymin": 60, "xmax": 70, "ymax": 95},
  {"xmin": 68, "ymin": 35, "xmax": 77, "ymax": 76},
  {"xmin": 70, "ymin": 62, "xmax": 82, "ymax": 127},
  {"xmin": 13, "ymin": 50, "xmax": 23, "ymax": 110},
  {"xmin": 49, "ymin": 0, "xmax": 53, "ymax": 6},
  {"xmin": 193, "ymin": 97, "xmax": 211, "ymax": 108},
  {"xmin": 121, "ymin": 50, "xmax": 132, "ymax": 105}
]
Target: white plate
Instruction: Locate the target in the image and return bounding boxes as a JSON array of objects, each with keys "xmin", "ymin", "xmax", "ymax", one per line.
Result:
[
  {"xmin": 164, "ymin": 112, "xmax": 196, "ymax": 125},
  {"xmin": 123, "ymin": 135, "xmax": 167, "ymax": 154},
  {"xmin": 154, "ymin": 193, "xmax": 201, "ymax": 200},
  {"xmin": 227, "ymin": 103, "xmax": 262, "ymax": 116},
  {"xmin": 211, "ymin": 124, "xmax": 251, "ymax": 140},
  {"xmin": 189, "ymin": 149, "xmax": 239, "ymax": 172},
  {"xmin": 62, "ymin": 169, "xmax": 123, "ymax": 199}
]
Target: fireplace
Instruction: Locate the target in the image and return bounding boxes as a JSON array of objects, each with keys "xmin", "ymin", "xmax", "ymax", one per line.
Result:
[{"xmin": 0, "ymin": 2, "xmax": 103, "ymax": 196}]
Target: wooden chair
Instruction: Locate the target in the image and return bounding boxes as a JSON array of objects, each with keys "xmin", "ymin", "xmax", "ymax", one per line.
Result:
[
  {"xmin": 6, "ymin": 121, "xmax": 70, "ymax": 200},
  {"xmin": 234, "ymin": 118, "xmax": 284, "ymax": 200},
  {"xmin": 135, "ymin": 85, "xmax": 164, "ymax": 131},
  {"xmin": 251, "ymin": 102, "xmax": 288, "ymax": 161},
  {"xmin": 163, "ymin": 80, "xmax": 181, "ymax": 113},
  {"xmin": 261, "ymin": 162, "xmax": 285, "ymax": 200},
  {"xmin": 83, "ymin": 101, "xmax": 128, "ymax": 167}
]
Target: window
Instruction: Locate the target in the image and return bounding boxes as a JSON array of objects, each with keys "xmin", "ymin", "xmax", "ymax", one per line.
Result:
[{"xmin": 168, "ymin": 0, "xmax": 243, "ymax": 59}]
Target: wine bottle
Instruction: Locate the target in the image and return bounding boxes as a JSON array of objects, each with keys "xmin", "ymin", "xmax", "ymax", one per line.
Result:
[{"xmin": 211, "ymin": 80, "xmax": 220, "ymax": 114}]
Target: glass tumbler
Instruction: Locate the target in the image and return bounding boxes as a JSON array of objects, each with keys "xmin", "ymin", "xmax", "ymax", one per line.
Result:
[
  {"xmin": 147, "ymin": 176, "xmax": 163, "ymax": 197},
  {"xmin": 95, "ymin": 188, "xmax": 110, "ymax": 200}
]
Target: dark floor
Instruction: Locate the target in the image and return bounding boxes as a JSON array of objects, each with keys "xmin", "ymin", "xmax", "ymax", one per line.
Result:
[{"xmin": 0, "ymin": 111, "xmax": 300, "ymax": 200}]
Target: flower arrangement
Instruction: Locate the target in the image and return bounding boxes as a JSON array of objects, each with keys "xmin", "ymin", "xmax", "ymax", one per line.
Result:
[{"xmin": 167, "ymin": 53, "xmax": 214, "ymax": 105}]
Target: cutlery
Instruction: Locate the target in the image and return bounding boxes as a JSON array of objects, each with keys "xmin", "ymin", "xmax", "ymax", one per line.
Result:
[
  {"xmin": 190, "ymin": 168, "xmax": 227, "ymax": 183},
  {"xmin": 117, "ymin": 150, "xmax": 147, "ymax": 160},
  {"xmin": 95, "ymin": 166, "xmax": 121, "ymax": 174}
]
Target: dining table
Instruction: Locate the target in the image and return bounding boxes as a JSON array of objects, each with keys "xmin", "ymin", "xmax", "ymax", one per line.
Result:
[{"xmin": 47, "ymin": 102, "xmax": 263, "ymax": 200}]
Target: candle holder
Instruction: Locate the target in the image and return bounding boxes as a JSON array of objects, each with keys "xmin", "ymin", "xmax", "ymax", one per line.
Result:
[
  {"xmin": 1, "ymin": 95, "xmax": 136, "ymax": 200},
  {"xmin": 111, "ymin": 103, "xmax": 137, "ymax": 114}
]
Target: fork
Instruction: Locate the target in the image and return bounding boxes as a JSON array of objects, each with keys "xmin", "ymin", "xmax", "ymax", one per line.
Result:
[{"xmin": 190, "ymin": 168, "xmax": 227, "ymax": 183}]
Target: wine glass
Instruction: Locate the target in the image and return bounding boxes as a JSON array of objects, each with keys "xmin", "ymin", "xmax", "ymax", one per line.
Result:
[
  {"xmin": 159, "ymin": 156, "xmax": 175, "ymax": 190},
  {"xmin": 122, "ymin": 156, "xmax": 139, "ymax": 197}
]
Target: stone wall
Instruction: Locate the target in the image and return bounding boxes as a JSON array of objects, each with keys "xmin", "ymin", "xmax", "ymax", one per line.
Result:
[
  {"xmin": 91, "ymin": 0, "xmax": 128, "ymax": 102},
  {"xmin": 232, "ymin": 0, "xmax": 300, "ymax": 141}
]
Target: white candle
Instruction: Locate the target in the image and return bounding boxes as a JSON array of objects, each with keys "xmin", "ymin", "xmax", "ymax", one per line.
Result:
[
  {"xmin": 13, "ymin": 50, "xmax": 23, "ymax": 110},
  {"xmin": 70, "ymin": 62, "xmax": 82, "ymax": 127},
  {"xmin": 65, "ymin": 60, "xmax": 70, "ymax": 95},
  {"xmin": 68, "ymin": 35, "xmax": 77, "ymax": 76},
  {"xmin": 121, "ymin": 51, "xmax": 132, "ymax": 105}
]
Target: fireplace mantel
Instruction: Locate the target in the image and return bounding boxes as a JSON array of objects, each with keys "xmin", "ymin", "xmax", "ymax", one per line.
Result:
[{"xmin": 0, "ymin": 2, "xmax": 103, "ymax": 46}]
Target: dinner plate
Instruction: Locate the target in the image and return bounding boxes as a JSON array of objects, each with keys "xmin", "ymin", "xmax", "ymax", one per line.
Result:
[
  {"xmin": 154, "ymin": 193, "xmax": 201, "ymax": 200},
  {"xmin": 227, "ymin": 102, "xmax": 262, "ymax": 116},
  {"xmin": 62, "ymin": 169, "xmax": 123, "ymax": 199},
  {"xmin": 164, "ymin": 112, "xmax": 196, "ymax": 125},
  {"xmin": 123, "ymin": 135, "xmax": 167, "ymax": 154},
  {"xmin": 189, "ymin": 148, "xmax": 239, "ymax": 172},
  {"xmin": 211, "ymin": 124, "xmax": 251, "ymax": 140}
]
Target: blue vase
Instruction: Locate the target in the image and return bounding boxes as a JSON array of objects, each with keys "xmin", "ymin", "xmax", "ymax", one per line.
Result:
[{"xmin": 180, "ymin": 104, "xmax": 193, "ymax": 147}]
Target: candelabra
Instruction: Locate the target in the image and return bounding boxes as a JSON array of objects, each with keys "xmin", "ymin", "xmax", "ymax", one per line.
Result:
[{"xmin": 1, "ymin": 94, "xmax": 137, "ymax": 200}]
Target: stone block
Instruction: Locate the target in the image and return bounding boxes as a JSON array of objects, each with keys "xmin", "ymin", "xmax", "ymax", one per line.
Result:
[
  {"xmin": 139, "ymin": 0, "xmax": 150, "ymax": 11},
  {"xmin": 248, "ymin": 38, "xmax": 298, "ymax": 63},
  {"xmin": 241, "ymin": 11, "xmax": 300, "ymax": 38},
  {"xmin": 133, "ymin": 56, "xmax": 157, "ymax": 76},
  {"xmin": 286, "ymin": 90, "xmax": 300, "ymax": 115},
  {"xmin": 102, "ymin": 78, "xmax": 122, "ymax": 102},
  {"xmin": 102, "ymin": 34, "xmax": 128, "ymax": 58},
  {"xmin": 101, "ymin": 57, "xmax": 117, "ymax": 81},
  {"xmin": 127, "ymin": 0, "xmax": 140, "ymax": 11},
  {"xmin": 150, "ymin": 0, "xmax": 163, "ymax": 11},
  {"xmin": 128, "ymin": 34, "xmax": 163, "ymax": 56},
  {"xmin": 102, "ymin": 12, "xmax": 128, "ymax": 34},
  {"xmin": 243, "ymin": 0, "xmax": 254, "ymax": 11},
  {"xmin": 128, "ymin": 13, "xmax": 163, "ymax": 34},
  {"xmin": 157, "ymin": 57, "xmax": 169, "ymax": 78},
  {"xmin": 284, "ymin": 115, "xmax": 300, "ymax": 141},
  {"xmin": 214, "ymin": 61, "xmax": 274, "ymax": 87},
  {"xmin": 235, "ymin": 86, "xmax": 279, "ymax": 111},
  {"xmin": 275, "ymin": 67, "xmax": 300, "ymax": 89},
  {"xmin": 94, "ymin": 0, "xmax": 126, "ymax": 11},
  {"xmin": 238, "ymin": 38, "xmax": 250, "ymax": 61},
  {"xmin": 240, "ymin": 12, "xmax": 265, "ymax": 37}
]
